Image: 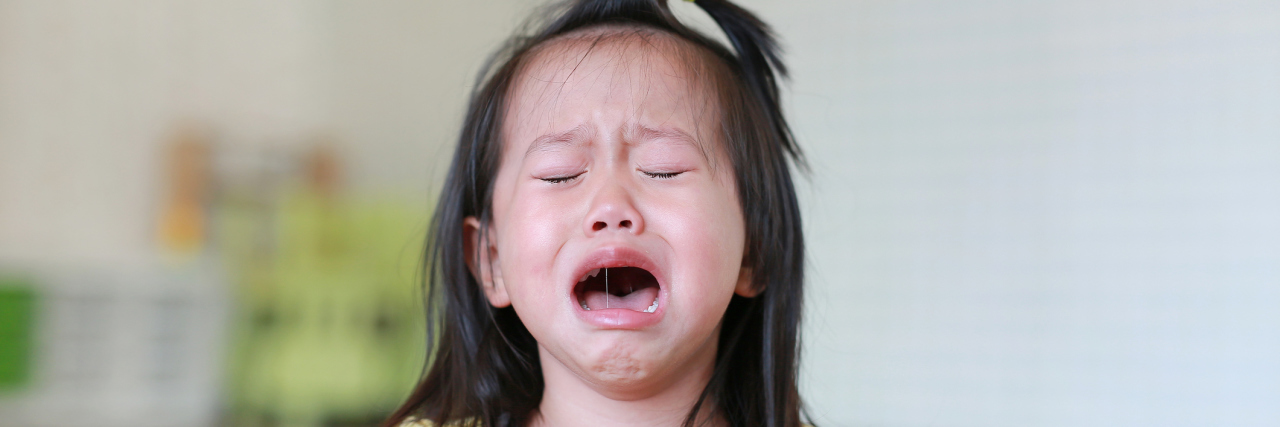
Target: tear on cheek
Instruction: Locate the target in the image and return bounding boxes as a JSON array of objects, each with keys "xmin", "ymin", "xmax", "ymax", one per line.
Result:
[{"xmin": 574, "ymin": 267, "xmax": 660, "ymax": 313}]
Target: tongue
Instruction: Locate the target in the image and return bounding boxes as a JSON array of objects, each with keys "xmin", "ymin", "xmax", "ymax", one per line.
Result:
[{"xmin": 584, "ymin": 286, "xmax": 658, "ymax": 312}]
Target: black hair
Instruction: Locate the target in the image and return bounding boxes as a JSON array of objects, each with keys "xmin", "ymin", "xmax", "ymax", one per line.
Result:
[{"xmin": 385, "ymin": 0, "xmax": 806, "ymax": 426}]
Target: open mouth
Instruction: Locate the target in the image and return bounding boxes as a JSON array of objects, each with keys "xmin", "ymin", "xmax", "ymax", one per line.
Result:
[{"xmin": 573, "ymin": 266, "xmax": 660, "ymax": 313}]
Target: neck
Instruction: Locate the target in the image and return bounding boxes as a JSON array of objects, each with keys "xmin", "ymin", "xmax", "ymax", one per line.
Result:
[{"xmin": 530, "ymin": 344, "xmax": 722, "ymax": 427}]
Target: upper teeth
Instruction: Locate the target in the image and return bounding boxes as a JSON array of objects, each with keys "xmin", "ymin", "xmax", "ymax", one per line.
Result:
[{"xmin": 578, "ymin": 268, "xmax": 601, "ymax": 283}]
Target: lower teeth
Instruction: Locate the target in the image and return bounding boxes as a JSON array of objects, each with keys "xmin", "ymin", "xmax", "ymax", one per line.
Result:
[
  {"xmin": 580, "ymin": 297, "xmax": 659, "ymax": 312},
  {"xmin": 643, "ymin": 298, "xmax": 658, "ymax": 313}
]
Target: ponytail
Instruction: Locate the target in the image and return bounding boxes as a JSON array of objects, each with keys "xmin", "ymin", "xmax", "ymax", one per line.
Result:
[{"xmin": 690, "ymin": 0, "xmax": 802, "ymax": 160}]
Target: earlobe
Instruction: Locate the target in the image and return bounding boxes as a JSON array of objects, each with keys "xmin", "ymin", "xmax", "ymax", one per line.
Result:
[
  {"xmin": 463, "ymin": 216, "xmax": 511, "ymax": 308},
  {"xmin": 734, "ymin": 263, "xmax": 759, "ymax": 298}
]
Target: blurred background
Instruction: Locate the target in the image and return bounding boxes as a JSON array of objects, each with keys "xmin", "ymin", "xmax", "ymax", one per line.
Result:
[{"xmin": 0, "ymin": 0, "xmax": 1276, "ymax": 426}]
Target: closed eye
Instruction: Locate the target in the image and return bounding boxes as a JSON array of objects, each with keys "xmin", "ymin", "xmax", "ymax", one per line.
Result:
[
  {"xmin": 642, "ymin": 170, "xmax": 684, "ymax": 179},
  {"xmin": 540, "ymin": 172, "xmax": 583, "ymax": 184}
]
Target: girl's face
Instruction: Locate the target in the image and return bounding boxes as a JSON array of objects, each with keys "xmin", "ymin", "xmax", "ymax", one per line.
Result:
[{"xmin": 465, "ymin": 33, "xmax": 754, "ymax": 397}]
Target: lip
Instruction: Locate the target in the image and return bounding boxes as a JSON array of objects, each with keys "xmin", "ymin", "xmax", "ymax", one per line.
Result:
[{"xmin": 570, "ymin": 245, "xmax": 667, "ymax": 330}]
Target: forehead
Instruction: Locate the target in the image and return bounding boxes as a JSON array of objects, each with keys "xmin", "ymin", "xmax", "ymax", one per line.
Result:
[{"xmin": 503, "ymin": 26, "xmax": 723, "ymax": 154}]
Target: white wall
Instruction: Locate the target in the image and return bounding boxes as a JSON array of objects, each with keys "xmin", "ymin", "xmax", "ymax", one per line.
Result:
[
  {"xmin": 0, "ymin": 0, "xmax": 333, "ymax": 269},
  {"xmin": 760, "ymin": 1, "xmax": 1280, "ymax": 425},
  {"xmin": 0, "ymin": 0, "xmax": 534, "ymax": 269}
]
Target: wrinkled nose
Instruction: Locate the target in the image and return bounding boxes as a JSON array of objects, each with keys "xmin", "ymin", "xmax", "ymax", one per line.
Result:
[{"xmin": 584, "ymin": 179, "xmax": 644, "ymax": 236}]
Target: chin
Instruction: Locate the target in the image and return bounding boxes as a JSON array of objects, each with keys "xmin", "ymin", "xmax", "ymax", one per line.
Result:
[{"xmin": 578, "ymin": 340, "xmax": 667, "ymax": 392}]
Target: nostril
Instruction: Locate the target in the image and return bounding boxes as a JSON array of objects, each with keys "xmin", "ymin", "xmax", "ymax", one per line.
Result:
[
  {"xmin": 593, "ymin": 221, "xmax": 607, "ymax": 231},
  {"xmin": 619, "ymin": 220, "xmax": 632, "ymax": 228}
]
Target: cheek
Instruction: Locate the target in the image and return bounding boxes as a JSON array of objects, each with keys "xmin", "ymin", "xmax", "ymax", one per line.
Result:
[
  {"xmin": 492, "ymin": 213, "xmax": 562, "ymax": 335},
  {"xmin": 648, "ymin": 181, "xmax": 745, "ymax": 302},
  {"xmin": 492, "ymin": 161, "xmax": 565, "ymax": 272},
  {"xmin": 495, "ymin": 184, "xmax": 580, "ymax": 305}
]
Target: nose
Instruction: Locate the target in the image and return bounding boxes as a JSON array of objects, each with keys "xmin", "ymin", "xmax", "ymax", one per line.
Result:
[{"xmin": 583, "ymin": 179, "xmax": 644, "ymax": 236}]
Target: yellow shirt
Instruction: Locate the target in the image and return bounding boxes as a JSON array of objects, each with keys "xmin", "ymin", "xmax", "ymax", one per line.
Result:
[
  {"xmin": 399, "ymin": 418, "xmax": 475, "ymax": 427},
  {"xmin": 398, "ymin": 420, "xmax": 432, "ymax": 427}
]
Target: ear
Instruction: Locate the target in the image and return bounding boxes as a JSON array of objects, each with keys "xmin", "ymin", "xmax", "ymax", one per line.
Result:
[
  {"xmin": 464, "ymin": 216, "xmax": 511, "ymax": 307},
  {"xmin": 734, "ymin": 257, "xmax": 759, "ymax": 298}
]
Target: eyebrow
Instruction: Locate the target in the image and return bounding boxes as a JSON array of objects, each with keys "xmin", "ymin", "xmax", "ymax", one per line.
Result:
[
  {"xmin": 523, "ymin": 124, "xmax": 702, "ymax": 160},
  {"xmin": 628, "ymin": 124, "xmax": 709, "ymax": 164},
  {"xmin": 631, "ymin": 125, "xmax": 700, "ymax": 149},
  {"xmin": 524, "ymin": 125, "xmax": 593, "ymax": 159}
]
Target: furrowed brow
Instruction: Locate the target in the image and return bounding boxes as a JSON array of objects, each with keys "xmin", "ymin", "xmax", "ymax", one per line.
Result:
[
  {"xmin": 631, "ymin": 125, "xmax": 699, "ymax": 148},
  {"xmin": 629, "ymin": 124, "xmax": 711, "ymax": 165},
  {"xmin": 524, "ymin": 125, "xmax": 592, "ymax": 159}
]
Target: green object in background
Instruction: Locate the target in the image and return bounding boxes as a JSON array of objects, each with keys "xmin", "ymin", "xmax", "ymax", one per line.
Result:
[
  {"xmin": 0, "ymin": 278, "xmax": 36, "ymax": 391},
  {"xmin": 221, "ymin": 192, "xmax": 429, "ymax": 426}
]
